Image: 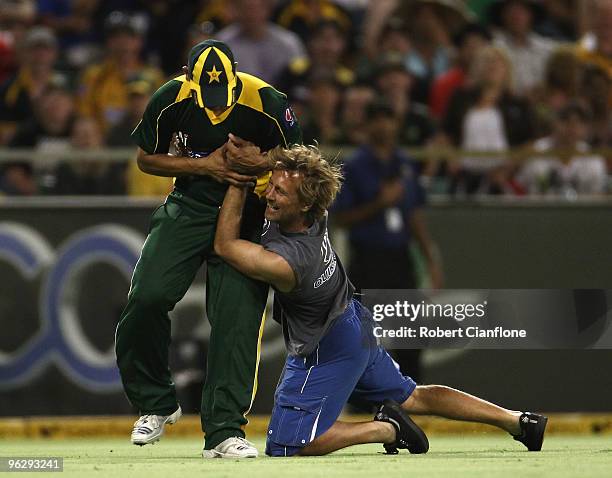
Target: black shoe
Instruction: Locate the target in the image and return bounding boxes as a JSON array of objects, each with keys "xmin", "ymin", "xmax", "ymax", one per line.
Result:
[
  {"xmin": 513, "ymin": 412, "xmax": 548, "ymax": 451},
  {"xmin": 374, "ymin": 399, "xmax": 429, "ymax": 454}
]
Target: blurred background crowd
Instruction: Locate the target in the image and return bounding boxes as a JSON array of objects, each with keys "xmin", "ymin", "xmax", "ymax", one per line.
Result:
[
  {"xmin": 1, "ymin": 0, "xmax": 611, "ymax": 411},
  {"xmin": 0, "ymin": 0, "xmax": 611, "ymax": 197}
]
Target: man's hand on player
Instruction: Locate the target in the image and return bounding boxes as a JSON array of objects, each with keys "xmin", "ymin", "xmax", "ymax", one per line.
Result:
[
  {"xmin": 191, "ymin": 142, "xmax": 257, "ymax": 188},
  {"xmin": 224, "ymin": 133, "xmax": 273, "ymax": 175}
]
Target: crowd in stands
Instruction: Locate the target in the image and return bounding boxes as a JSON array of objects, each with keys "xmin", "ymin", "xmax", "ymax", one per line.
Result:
[{"xmin": 0, "ymin": 0, "xmax": 610, "ymax": 197}]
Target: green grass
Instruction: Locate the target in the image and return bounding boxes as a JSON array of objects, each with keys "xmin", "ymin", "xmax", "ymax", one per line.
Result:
[{"xmin": 1, "ymin": 435, "xmax": 611, "ymax": 478}]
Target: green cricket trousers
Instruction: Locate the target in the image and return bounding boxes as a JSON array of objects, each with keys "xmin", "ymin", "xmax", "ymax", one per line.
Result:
[{"xmin": 115, "ymin": 190, "xmax": 268, "ymax": 449}]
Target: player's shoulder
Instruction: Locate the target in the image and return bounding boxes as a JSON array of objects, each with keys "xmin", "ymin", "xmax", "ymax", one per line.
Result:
[
  {"xmin": 147, "ymin": 75, "xmax": 192, "ymax": 111},
  {"xmin": 237, "ymin": 72, "xmax": 289, "ymax": 115},
  {"xmin": 237, "ymin": 72, "xmax": 302, "ymax": 145},
  {"xmin": 238, "ymin": 72, "xmax": 288, "ymax": 102}
]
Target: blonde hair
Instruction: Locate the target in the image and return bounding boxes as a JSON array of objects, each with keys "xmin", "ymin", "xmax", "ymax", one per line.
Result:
[
  {"xmin": 469, "ymin": 46, "xmax": 513, "ymax": 91},
  {"xmin": 268, "ymin": 144, "xmax": 343, "ymax": 222}
]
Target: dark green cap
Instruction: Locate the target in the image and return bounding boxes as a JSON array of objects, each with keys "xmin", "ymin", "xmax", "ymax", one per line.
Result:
[{"xmin": 187, "ymin": 39, "xmax": 238, "ymax": 108}]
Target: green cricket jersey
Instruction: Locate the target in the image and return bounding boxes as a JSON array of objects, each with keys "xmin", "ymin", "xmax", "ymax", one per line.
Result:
[{"xmin": 132, "ymin": 72, "xmax": 302, "ymax": 205}]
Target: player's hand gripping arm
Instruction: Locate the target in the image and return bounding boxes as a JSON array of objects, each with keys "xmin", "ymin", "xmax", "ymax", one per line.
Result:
[
  {"xmin": 136, "ymin": 144, "xmax": 257, "ymax": 187},
  {"xmin": 214, "ymin": 185, "xmax": 296, "ymax": 293},
  {"xmin": 224, "ymin": 134, "xmax": 274, "ymax": 175}
]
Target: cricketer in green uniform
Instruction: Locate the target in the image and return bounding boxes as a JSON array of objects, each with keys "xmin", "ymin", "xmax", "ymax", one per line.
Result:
[{"xmin": 114, "ymin": 39, "xmax": 302, "ymax": 452}]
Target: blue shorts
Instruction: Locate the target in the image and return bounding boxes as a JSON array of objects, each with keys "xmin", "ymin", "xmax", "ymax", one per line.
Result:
[{"xmin": 265, "ymin": 299, "xmax": 416, "ymax": 457}]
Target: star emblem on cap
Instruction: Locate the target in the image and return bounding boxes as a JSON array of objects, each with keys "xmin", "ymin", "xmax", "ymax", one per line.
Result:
[{"xmin": 207, "ymin": 65, "xmax": 222, "ymax": 83}]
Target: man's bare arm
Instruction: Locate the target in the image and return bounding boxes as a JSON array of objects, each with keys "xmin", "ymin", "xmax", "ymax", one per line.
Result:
[
  {"xmin": 136, "ymin": 146, "xmax": 257, "ymax": 187},
  {"xmin": 214, "ymin": 185, "xmax": 296, "ymax": 292}
]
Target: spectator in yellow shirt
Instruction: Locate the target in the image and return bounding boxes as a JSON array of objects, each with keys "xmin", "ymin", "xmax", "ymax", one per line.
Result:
[
  {"xmin": 77, "ymin": 11, "xmax": 164, "ymax": 133},
  {"xmin": 0, "ymin": 27, "xmax": 65, "ymax": 145}
]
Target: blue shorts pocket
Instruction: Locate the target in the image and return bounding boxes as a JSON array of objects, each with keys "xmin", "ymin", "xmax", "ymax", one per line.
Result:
[{"xmin": 267, "ymin": 392, "xmax": 326, "ymax": 447}]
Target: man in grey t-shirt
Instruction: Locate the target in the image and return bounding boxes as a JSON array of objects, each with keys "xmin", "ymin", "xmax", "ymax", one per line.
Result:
[
  {"xmin": 214, "ymin": 140, "xmax": 547, "ymax": 458},
  {"xmin": 261, "ymin": 214, "xmax": 354, "ymax": 356}
]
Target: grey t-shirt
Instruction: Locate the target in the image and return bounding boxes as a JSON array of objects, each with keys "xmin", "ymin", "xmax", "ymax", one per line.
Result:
[{"xmin": 261, "ymin": 213, "xmax": 355, "ymax": 356}]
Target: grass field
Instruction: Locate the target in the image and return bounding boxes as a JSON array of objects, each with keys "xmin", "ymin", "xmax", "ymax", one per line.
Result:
[{"xmin": 1, "ymin": 435, "xmax": 611, "ymax": 478}]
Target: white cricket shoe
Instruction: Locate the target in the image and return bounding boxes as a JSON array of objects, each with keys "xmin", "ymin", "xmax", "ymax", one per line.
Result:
[
  {"xmin": 131, "ymin": 406, "xmax": 182, "ymax": 446},
  {"xmin": 201, "ymin": 437, "xmax": 259, "ymax": 458}
]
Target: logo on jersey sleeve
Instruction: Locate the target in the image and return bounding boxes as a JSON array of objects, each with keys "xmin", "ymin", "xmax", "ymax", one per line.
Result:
[{"xmin": 284, "ymin": 107, "xmax": 296, "ymax": 127}]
